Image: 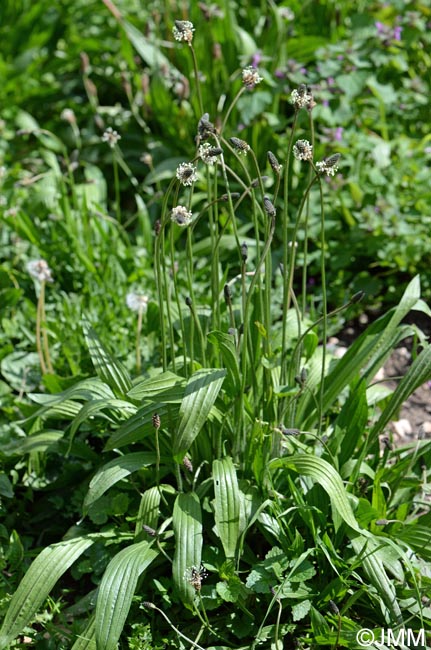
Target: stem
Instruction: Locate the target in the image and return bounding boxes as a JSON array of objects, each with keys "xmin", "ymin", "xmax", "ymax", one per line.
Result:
[
  {"xmin": 135, "ymin": 306, "xmax": 143, "ymax": 373},
  {"xmin": 36, "ymin": 283, "xmax": 47, "ymax": 375},
  {"xmin": 220, "ymin": 86, "xmax": 246, "ymax": 135},
  {"xmin": 113, "ymin": 153, "xmax": 121, "ymax": 223},
  {"xmin": 189, "ymin": 44, "xmax": 203, "ymax": 117},
  {"xmin": 280, "ymin": 112, "xmax": 298, "ymax": 387},
  {"xmin": 316, "ymin": 174, "xmax": 328, "ymax": 437},
  {"xmin": 40, "ymin": 282, "xmax": 53, "ymax": 374}
]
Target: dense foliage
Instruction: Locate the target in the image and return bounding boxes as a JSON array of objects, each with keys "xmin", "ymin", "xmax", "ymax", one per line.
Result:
[{"xmin": 0, "ymin": 1, "xmax": 430, "ymax": 648}]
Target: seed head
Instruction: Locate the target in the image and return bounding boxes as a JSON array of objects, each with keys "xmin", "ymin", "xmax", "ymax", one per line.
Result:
[
  {"xmin": 290, "ymin": 84, "xmax": 314, "ymax": 110},
  {"xmin": 315, "ymin": 153, "xmax": 341, "ymax": 176},
  {"xmin": 101, "ymin": 127, "xmax": 121, "ymax": 148},
  {"xmin": 293, "ymin": 139, "xmax": 313, "ymax": 162},
  {"xmin": 176, "ymin": 162, "xmax": 198, "ymax": 186},
  {"xmin": 142, "ymin": 524, "xmax": 157, "ymax": 536},
  {"xmin": 126, "ymin": 292, "xmax": 149, "ymax": 312},
  {"xmin": 267, "ymin": 151, "xmax": 282, "ymax": 174},
  {"xmin": 241, "ymin": 242, "xmax": 248, "ymax": 262},
  {"xmin": 197, "ymin": 113, "xmax": 216, "ymax": 141},
  {"xmin": 154, "ymin": 219, "xmax": 161, "ymax": 236},
  {"xmin": 242, "ymin": 65, "xmax": 263, "ymax": 90},
  {"xmin": 171, "ymin": 205, "xmax": 193, "ymax": 227},
  {"xmin": 224, "ymin": 283, "xmax": 232, "ymax": 306},
  {"xmin": 183, "ymin": 456, "xmax": 193, "ymax": 473},
  {"xmin": 27, "ymin": 259, "xmax": 53, "ymax": 283},
  {"xmin": 184, "ymin": 565, "xmax": 208, "ymax": 591},
  {"xmin": 152, "ymin": 413, "xmax": 161, "ymax": 430},
  {"xmin": 263, "ymin": 196, "xmax": 276, "ymax": 217},
  {"xmin": 229, "ymin": 137, "xmax": 250, "ymax": 155},
  {"xmin": 199, "ymin": 142, "xmax": 222, "ymax": 165},
  {"xmin": 173, "ymin": 20, "xmax": 195, "ymax": 44},
  {"xmin": 185, "ymin": 296, "xmax": 193, "ymax": 307}
]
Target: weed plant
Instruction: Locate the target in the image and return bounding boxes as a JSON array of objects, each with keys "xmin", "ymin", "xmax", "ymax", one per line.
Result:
[{"xmin": 1, "ymin": 4, "xmax": 431, "ymax": 650}]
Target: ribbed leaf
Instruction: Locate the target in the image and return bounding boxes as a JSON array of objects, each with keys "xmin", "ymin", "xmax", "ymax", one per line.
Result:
[
  {"xmin": 172, "ymin": 369, "xmax": 226, "ymax": 461},
  {"xmin": 70, "ymin": 399, "xmax": 136, "ymax": 438},
  {"xmin": 2, "ymin": 430, "xmax": 63, "ymax": 456},
  {"xmin": 136, "ymin": 486, "xmax": 161, "ymax": 537},
  {"xmin": 369, "ymin": 344, "xmax": 431, "ymax": 445},
  {"xmin": 104, "ymin": 401, "xmax": 181, "ymax": 451},
  {"xmin": 172, "ymin": 492, "xmax": 202, "ymax": 608},
  {"xmin": 82, "ymin": 318, "xmax": 132, "ymax": 396},
  {"xmin": 397, "ymin": 525, "xmax": 431, "ymax": 561},
  {"xmin": 127, "ymin": 371, "xmax": 186, "ymax": 401},
  {"xmin": 84, "ymin": 452, "xmax": 157, "ymax": 510},
  {"xmin": 213, "ymin": 457, "xmax": 241, "ymax": 560},
  {"xmin": 0, "ymin": 536, "xmax": 94, "ymax": 649},
  {"xmin": 350, "ymin": 535, "xmax": 402, "ymax": 623},
  {"xmin": 207, "ymin": 331, "xmax": 241, "ymax": 395},
  {"xmin": 302, "ymin": 276, "xmax": 421, "ymax": 427},
  {"xmin": 270, "ymin": 454, "xmax": 361, "ymax": 533},
  {"xmin": 95, "ymin": 541, "xmax": 158, "ymax": 650},
  {"xmin": 71, "ymin": 615, "xmax": 96, "ymax": 650}
]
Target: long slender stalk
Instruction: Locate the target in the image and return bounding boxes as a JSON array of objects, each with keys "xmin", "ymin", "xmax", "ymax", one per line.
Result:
[
  {"xmin": 39, "ymin": 282, "xmax": 53, "ymax": 374},
  {"xmin": 36, "ymin": 284, "xmax": 47, "ymax": 375}
]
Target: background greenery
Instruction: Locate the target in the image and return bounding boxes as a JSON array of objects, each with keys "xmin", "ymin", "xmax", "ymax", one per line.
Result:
[{"xmin": 0, "ymin": 1, "xmax": 430, "ymax": 648}]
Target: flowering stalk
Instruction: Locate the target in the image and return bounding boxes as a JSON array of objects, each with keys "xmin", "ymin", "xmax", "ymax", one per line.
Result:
[{"xmin": 27, "ymin": 260, "xmax": 54, "ymax": 375}]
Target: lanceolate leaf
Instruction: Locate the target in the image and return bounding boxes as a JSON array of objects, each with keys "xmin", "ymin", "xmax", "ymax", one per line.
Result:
[
  {"xmin": 71, "ymin": 615, "xmax": 96, "ymax": 649},
  {"xmin": 369, "ymin": 344, "xmax": 431, "ymax": 446},
  {"xmin": 172, "ymin": 368, "xmax": 226, "ymax": 461},
  {"xmin": 82, "ymin": 317, "xmax": 132, "ymax": 396},
  {"xmin": 207, "ymin": 331, "xmax": 241, "ymax": 395},
  {"xmin": 213, "ymin": 457, "xmax": 241, "ymax": 560},
  {"xmin": 95, "ymin": 541, "xmax": 158, "ymax": 650},
  {"xmin": 172, "ymin": 492, "xmax": 203, "ymax": 608},
  {"xmin": 270, "ymin": 455, "xmax": 361, "ymax": 533},
  {"xmin": 0, "ymin": 537, "xmax": 94, "ymax": 650},
  {"xmin": 83, "ymin": 452, "xmax": 157, "ymax": 510}
]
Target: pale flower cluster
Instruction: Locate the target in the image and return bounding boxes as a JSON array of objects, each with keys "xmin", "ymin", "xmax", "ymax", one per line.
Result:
[
  {"xmin": 293, "ymin": 139, "xmax": 313, "ymax": 162},
  {"xmin": 27, "ymin": 259, "xmax": 53, "ymax": 283},
  {"xmin": 102, "ymin": 127, "xmax": 121, "ymax": 148},
  {"xmin": 199, "ymin": 143, "xmax": 221, "ymax": 165},
  {"xmin": 172, "ymin": 20, "xmax": 195, "ymax": 44},
  {"xmin": 290, "ymin": 85, "xmax": 314, "ymax": 110},
  {"xmin": 242, "ymin": 66, "xmax": 263, "ymax": 89},
  {"xmin": 171, "ymin": 205, "xmax": 193, "ymax": 227},
  {"xmin": 126, "ymin": 292, "xmax": 149, "ymax": 313},
  {"xmin": 176, "ymin": 162, "xmax": 198, "ymax": 186},
  {"xmin": 316, "ymin": 154, "xmax": 341, "ymax": 176}
]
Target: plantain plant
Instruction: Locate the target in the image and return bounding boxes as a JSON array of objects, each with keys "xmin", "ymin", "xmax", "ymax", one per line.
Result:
[{"xmin": 1, "ymin": 7, "xmax": 431, "ymax": 650}]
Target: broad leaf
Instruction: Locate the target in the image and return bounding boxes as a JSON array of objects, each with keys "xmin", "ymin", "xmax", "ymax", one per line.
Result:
[
  {"xmin": 84, "ymin": 452, "xmax": 157, "ymax": 510},
  {"xmin": 213, "ymin": 457, "xmax": 241, "ymax": 560},
  {"xmin": 172, "ymin": 492, "xmax": 202, "ymax": 608},
  {"xmin": 172, "ymin": 368, "xmax": 226, "ymax": 461},
  {"xmin": 95, "ymin": 541, "xmax": 158, "ymax": 650},
  {"xmin": 0, "ymin": 536, "xmax": 94, "ymax": 649}
]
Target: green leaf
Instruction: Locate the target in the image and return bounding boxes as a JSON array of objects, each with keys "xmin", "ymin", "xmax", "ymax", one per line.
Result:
[
  {"xmin": 0, "ymin": 536, "xmax": 94, "ymax": 649},
  {"xmin": 369, "ymin": 344, "xmax": 431, "ymax": 445},
  {"xmin": 0, "ymin": 473, "xmax": 14, "ymax": 498},
  {"xmin": 127, "ymin": 371, "xmax": 186, "ymax": 401},
  {"xmin": 1, "ymin": 430, "xmax": 64, "ymax": 456},
  {"xmin": 172, "ymin": 369, "xmax": 226, "ymax": 461},
  {"xmin": 213, "ymin": 457, "xmax": 241, "ymax": 560},
  {"xmin": 136, "ymin": 486, "xmax": 161, "ymax": 537},
  {"xmin": 207, "ymin": 331, "xmax": 241, "ymax": 395},
  {"xmin": 95, "ymin": 541, "xmax": 158, "ymax": 650},
  {"xmin": 82, "ymin": 318, "xmax": 132, "ymax": 396},
  {"xmin": 172, "ymin": 492, "xmax": 203, "ymax": 608},
  {"xmin": 292, "ymin": 599, "xmax": 312, "ymax": 622},
  {"xmin": 121, "ymin": 19, "xmax": 179, "ymax": 74},
  {"xmin": 302, "ymin": 276, "xmax": 421, "ymax": 428},
  {"xmin": 71, "ymin": 616, "xmax": 96, "ymax": 650},
  {"xmin": 84, "ymin": 452, "xmax": 157, "ymax": 510},
  {"xmin": 270, "ymin": 455, "xmax": 361, "ymax": 533}
]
